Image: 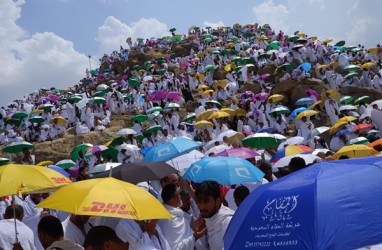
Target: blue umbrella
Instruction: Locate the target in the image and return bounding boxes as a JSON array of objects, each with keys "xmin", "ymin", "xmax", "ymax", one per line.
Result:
[
  {"xmin": 296, "ymin": 62, "xmax": 311, "ymax": 72},
  {"xmin": 295, "ymin": 97, "xmax": 314, "ymax": 106},
  {"xmin": 144, "ymin": 137, "xmax": 202, "ymax": 162},
  {"xmin": 257, "ymin": 126, "xmax": 273, "ymax": 133},
  {"xmin": 291, "ymin": 107, "xmax": 308, "ymax": 117},
  {"xmin": 334, "ymin": 128, "xmax": 355, "ymax": 137},
  {"xmin": 183, "ymin": 156, "xmax": 264, "ymax": 185},
  {"xmin": 47, "ymin": 165, "xmax": 70, "ymax": 177},
  {"xmin": 224, "ymin": 157, "xmax": 382, "ymax": 250}
]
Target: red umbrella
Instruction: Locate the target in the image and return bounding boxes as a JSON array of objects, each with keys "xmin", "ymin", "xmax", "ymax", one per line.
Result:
[{"xmin": 354, "ymin": 123, "xmax": 374, "ymax": 133}]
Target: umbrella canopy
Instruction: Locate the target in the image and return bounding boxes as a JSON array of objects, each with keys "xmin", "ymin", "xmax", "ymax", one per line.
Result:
[
  {"xmin": 0, "ymin": 164, "xmax": 71, "ymax": 197},
  {"xmin": 340, "ymin": 96, "xmax": 353, "ymax": 104},
  {"xmin": 267, "ymin": 94, "xmax": 285, "ymax": 103},
  {"xmin": 47, "ymin": 165, "xmax": 70, "ymax": 177},
  {"xmin": 89, "ymin": 162, "xmax": 122, "ymax": 174},
  {"xmin": 332, "ymin": 145, "xmax": 378, "ymax": 159},
  {"xmin": 224, "ymin": 157, "xmax": 382, "ymax": 250},
  {"xmin": 295, "ymin": 110, "xmax": 318, "ymax": 120},
  {"xmin": 339, "ymin": 105, "xmax": 357, "ymax": 112},
  {"xmin": 0, "ymin": 157, "xmax": 10, "ymax": 166},
  {"xmin": 12, "ymin": 111, "xmax": 28, "ymax": 119},
  {"xmin": 116, "ymin": 128, "xmax": 137, "ymax": 136},
  {"xmin": 344, "ymin": 65, "xmax": 361, "ymax": 72},
  {"xmin": 329, "ymin": 121, "xmax": 348, "ymax": 135},
  {"xmin": 164, "ymin": 103, "xmax": 180, "ymax": 109},
  {"xmin": 208, "ymin": 111, "xmax": 230, "ymax": 120},
  {"xmin": 90, "ymin": 97, "xmax": 106, "ymax": 105},
  {"xmin": 3, "ymin": 141, "xmax": 33, "ymax": 154},
  {"xmin": 271, "ymin": 145, "xmax": 314, "ymax": 162},
  {"xmin": 146, "ymin": 107, "xmax": 163, "ymax": 114},
  {"xmin": 55, "ymin": 159, "xmax": 75, "ymax": 169},
  {"xmin": 205, "ymin": 145, "xmax": 232, "ymax": 156},
  {"xmin": 205, "ymin": 100, "xmax": 222, "ymax": 109},
  {"xmin": 354, "ymin": 95, "xmax": 370, "ymax": 105},
  {"xmin": 349, "ymin": 137, "xmax": 369, "ymax": 145},
  {"xmin": 243, "ymin": 133, "xmax": 285, "ymax": 149},
  {"xmin": 128, "ymin": 78, "xmax": 141, "ymax": 87},
  {"xmin": 49, "ymin": 116, "xmax": 66, "ymax": 126},
  {"xmin": 95, "ymin": 162, "xmax": 178, "ymax": 184},
  {"xmin": 269, "ymin": 106, "xmax": 290, "ymax": 115},
  {"xmin": 183, "ymin": 156, "xmax": 264, "ymax": 185},
  {"xmin": 131, "ymin": 114, "xmax": 148, "ymax": 123},
  {"xmin": 29, "ymin": 116, "xmax": 45, "ymax": 124},
  {"xmin": 70, "ymin": 143, "xmax": 93, "ymax": 161},
  {"xmin": 275, "ymin": 63, "xmax": 292, "ymax": 75},
  {"xmin": 272, "ymin": 153, "xmax": 320, "ymax": 172},
  {"xmin": 69, "ymin": 95, "xmax": 82, "ymax": 103},
  {"xmin": 196, "ymin": 109, "xmax": 214, "ymax": 121},
  {"xmin": 166, "ymin": 150, "xmax": 205, "ymax": 174},
  {"xmin": 204, "ymin": 65, "xmax": 216, "ymax": 72},
  {"xmin": 144, "ymin": 125, "xmax": 162, "ymax": 135},
  {"xmin": 212, "ymin": 147, "xmax": 259, "ymax": 159},
  {"xmin": 144, "ymin": 137, "xmax": 202, "ymax": 162},
  {"xmin": 295, "ymin": 97, "xmax": 314, "ymax": 106},
  {"xmin": 201, "ymin": 89, "xmax": 214, "ymax": 97},
  {"xmin": 369, "ymin": 139, "xmax": 382, "ymax": 150},
  {"xmin": 307, "ymin": 126, "xmax": 330, "ymax": 141},
  {"xmin": 37, "ymin": 177, "xmax": 172, "ymax": 220},
  {"xmin": 86, "ymin": 145, "xmax": 108, "ymax": 156},
  {"xmin": 196, "ymin": 85, "xmax": 209, "ymax": 91},
  {"xmin": 183, "ymin": 113, "xmax": 196, "ymax": 122},
  {"xmin": 194, "ymin": 120, "xmax": 213, "ymax": 130},
  {"xmin": 291, "ymin": 107, "xmax": 308, "ymax": 117},
  {"xmin": 345, "ymin": 72, "xmax": 359, "ymax": 79}
]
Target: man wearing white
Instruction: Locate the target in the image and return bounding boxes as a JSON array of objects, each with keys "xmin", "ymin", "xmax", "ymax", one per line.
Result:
[
  {"xmin": 62, "ymin": 214, "xmax": 92, "ymax": 246},
  {"xmin": 195, "ymin": 181, "xmax": 234, "ymax": 250},
  {"xmin": 0, "ymin": 205, "xmax": 36, "ymax": 250},
  {"xmin": 158, "ymin": 183, "xmax": 207, "ymax": 250}
]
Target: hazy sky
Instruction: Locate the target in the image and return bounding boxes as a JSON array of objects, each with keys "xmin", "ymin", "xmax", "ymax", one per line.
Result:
[{"xmin": 1, "ymin": 0, "xmax": 381, "ymax": 105}]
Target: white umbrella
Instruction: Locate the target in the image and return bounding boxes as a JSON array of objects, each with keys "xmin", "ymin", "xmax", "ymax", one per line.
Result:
[
  {"xmin": 205, "ymin": 145, "xmax": 231, "ymax": 156},
  {"xmin": 277, "ymin": 136, "xmax": 305, "ymax": 150},
  {"xmin": 96, "ymin": 84, "xmax": 108, "ymax": 91},
  {"xmin": 165, "ymin": 103, "xmax": 180, "ymax": 109},
  {"xmin": 117, "ymin": 143, "xmax": 142, "ymax": 160},
  {"xmin": 307, "ymin": 126, "xmax": 330, "ymax": 141},
  {"xmin": 365, "ymin": 99, "xmax": 382, "ymax": 116},
  {"xmin": 166, "ymin": 150, "xmax": 205, "ymax": 174},
  {"xmin": 349, "ymin": 137, "xmax": 369, "ymax": 145},
  {"xmin": 89, "ymin": 162, "xmax": 121, "ymax": 174},
  {"xmin": 312, "ymin": 148, "xmax": 332, "ymax": 155},
  {"xmin": 339, "ymin": 105, "xmax": 357, "ymax": 112},
  {"xmin": 143, "ymin": 76, "xmax": 153, "ymax": 81},
  {"xmin": 116, "ymin": 128, "xmax": 137, "ymax": 136},
  {"xmin": 272, "ymin": 153, "xmax": 320, "ymax": 172}
]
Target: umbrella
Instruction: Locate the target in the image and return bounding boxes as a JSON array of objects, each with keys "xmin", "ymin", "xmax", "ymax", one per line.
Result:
[
  {"xmin": 201, "ymin": 89, "xmax": 214, "ymax": 97},
  {"xmin": 296, "ymin": 62, "xmax": 311, "ymax": 72},
  {"xmin": 166, "ymin": 150, "xmax": 204, "ymax": 174},
  {"xmin": 270, "ymin": 145, "xmax": 314, "ymax": 162},
  {"xmin": 345, "ymin": 72, "xmax": 359, "ymax": 79},
  {"xmin": 204, "ymin": 65, "xmax": 216, "ymax": 72},
  {"xmin": 205, "ymin": 100, "xmax": 222, "ymax": 109},
  {"xmin": 55, "ymin": 159, "xmax": 75, "ymax": 169},
  {"xmin": 12, "ymin": 111, "xmax": 28, "ymax": 119},
  {"xmin": 340, "ymin": 96, "xmax": 353, "ymax": 104},
  {"xmin": 334, "ymin": 40, "xmax": 346, "ymax": 47},
  {"xmin": 36, "ymin": 160, "xmax": 54, "ymax": 166},
  {"xmin": 3, "ymin": 141, "xmax": 33, "ymax": 154},
  {"xmin": 205, "ymin": 145, "xmax": 232, "ymax": 156},
  {"xmin": 47, "ymin": 165, "xmax": 70, "ymax": 177},
  {"xmin": 292, "ymin": 44, "xmax": 304, "ymax": 50},
  {"xmin": 225, "ymin": 157, "xmax": 382, "ymax": 249},
  {"xmin": 274, "ymin": 63, "xmax": 292, "ymax": 75},
  {"xmin": 354, "ymin": 95, "xmax": 370, "ymax": 105},
  {"xmin": 344, "ymin": 65, "xmax": 361, "ymax": 72},
  {"xmin": 144, "ymin": 137, "xmax": 202, "ymax": 162},
  {"xmin": 49, "ymin": 116, "xmax": 66, "ymax": 126},
  {"xmin": 28, "ymin": 115, "xmax": 45, "ymax": 124},
  {"xmin": 70, "ymin": 143, "xmax": 93, "ymax": 161},
  {"xmin": 295, "ymin": 110, "xmax": 318, "ymax": 120},
  {"xmin": 128, "ymin": 78, "xmax": 141, "ymax": 87},
  {"xmin": 39, "ymin": 104, "xmax": 54, "ymax": 110},
  {"xmin": 146, "ymin": 107, "xmax": 163, "ymax": 114},
  {"xmin": 196, "ymin": 85, "xmax": 209, "ymax": 91},
  {"xmin": 267, "ymin": 94, "xmax": 285, "ymax": 103},
  {"xmin": 89, "ymin": 162, "xmax": 121, "ymax": 174},
  {"xmin": 212, "ymin": 147, "xmax": 259, "ymax": 159},
  {"xmin": 306, "ymin": 126, "xmax": 330, "ymax": 141},
  {"xmin": 339, "ymin": 105, "xmax": 357, "ymax": 112},
  {"xmin": 272, "ymin": 153, "xmax": 320, "ymax": 172},
  {"xmin": 305, "ymin": 89, "xmax": 320, "ymax": 100},
  {"xmin": 144, "ymin": 125, "xmax": 162, "ymax": 135},
  {"xmin": 361, "ymin": 62, "xmax": 376, "ymax": 69},
  {"xmin": 315, "ymin": 64, "xmax": 328, "ymax": 72},
  {"xmin": 291, "ymin": 107, "xmax": 308, "ymax": 117},
  {"xmin": 196, "ymin": 109, "xmax": 214, "ymax": 121},
  {"xmin": 90, "ymin": 97, "xmax": 106, "ymax": 105},
  {"xmin": 269, "ymin": 106, "xmax": 290, "ymax": 115},
  {"xmin": 183, "ymin": 113, "xmax": 196, "ymax": 122},
  {"xmin": 295, "ymin": 97, "xmax": 315, "ymax": 106},
  {"xmin": 131, "ymin": 114, "xmax": 148, "ymax": 123},
  {"xmin": 37, "ymin": 177, "xmax": 172, "ymax": 220},
  {"xmin": 0, "ymin": 157, "xmax": 10, "ymax": 166},
  {"xmin": 183, "ymin": 156, "xmax": 264, "ymax": 185},
  {"xmin": 213, "ymin": 79, "xmax": 228, "ymax": 89},
  {"xmin": 354, "ymin": 123, "xmax": 374, "ymax": 133},
  {"xmin": 95, "ymin": 162, "xmax": 178, "ymax": 184},
  {"xmin": 332, "ymin": 145, "xmax": 378, "ymax": 159},
  {"xmin": 96, "ymin": 84, "xmax": 108, "ymax": 91},
  {"xmin": 208, "ymin": 111, "xmax": 230, "ymax": 120},
  {"xmin": 349, "ymin": 137, "xmax": 369, "ymax": 145},
  {"xmin": 166, "ymin": 91, "xmax": 182, "ymax": 102},
  {"xmin": 69, "ymin": 95, "xmax": 82, "ymax": 103},
  {"xmin": 116, "ymin": 128, "xmax": 137, "ymax": 136},
  {"xmin": 329, "ymin": 121, "xmax": 348, "ymax": 135},
  {"xmin": 86, "ymin": 145, "xmax": 108, "ymax": 156},
  {"xmin": 194, "ymin": 120, "xmax": 213, "ymax": 130},
  {"xmin": 165, "ymin": 103, "xmax": 180, "ymax": 109},
  {"xmin": 242, "ymin": 133, "xmax": 284, "ymax": 149},
  {"xmin": 369, "ymin": 139, "xmax": 382, "ymax": 150},
  {"xmin": 277, "ymin": 136, "xmax": 305, "ymax": 150},
  {"xmin": 143, "ymin": 75, "xmax": 153, "ymax": 81}
]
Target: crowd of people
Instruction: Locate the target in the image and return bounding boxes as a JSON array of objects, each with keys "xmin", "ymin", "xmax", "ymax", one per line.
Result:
[{"xmin": 1, "ymin": 22, "xmax": 382, "ymax": 249}]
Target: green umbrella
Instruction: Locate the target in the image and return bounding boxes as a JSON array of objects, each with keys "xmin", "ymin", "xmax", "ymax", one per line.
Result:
[
  {"xmin": 288, "ymin": 35, "xmax": 299, "ymax": 42},
  {"xmin": 12, "ymin": 111, "xmax": 28, "ymax": 119},
  {"xmin": 128, "ymin": 78, "xmax": 141, "ymax": 87},
  {"xmin": 275, "ymin": 63, "xmax": 293, "ymax": 74},
  {"xmin": 354, "ymin": 96, "xmax": 370, "ymax": 105},
  {"xmin": 91, "ymin": 97, "xmax": 106, "ymax": 105},
  {"xmin": 135, "ymin": 134, "xmax": 144, "ymax": 144},
  {"xmin": 173, "ymin": 35, "xmax": 182, "ymax": 42},
  {"xmin": 345, "ymin": 72, "xmax": 359, "ymax": 79},
  {"xmin": 344, "ymin": 65, "xmax": 361, "ymax": 72},
  {"xmin": 267, "ymin": 41, "xmax": 279, "ymax": 51},
  {"xmin": 144, "ymin": 61, "xmax": 152, "ymax": 67},
  {"xmin": 345, "ymin": 45, "xmax": 357, "ymax": 51},
  {"xmin": 242, "ymin": 133, "xmax": 284, "ymax": 149},
  {"xmin": 340, "ymin": 96, "xmax": 353, "ymax": 105},
  {"xmin": 211, "ymin": 50, "xmax": 221, "ymax": 55},
  {"xmin": 169, "ymin": 28, "xmax": 176, "ymax": 32},
  {"xmin": 204, "ymin": 37, "xmax": 212, "ymax": 43},
  {"xmin": 204, "ymin": 65, "xmax": 216, "ymax": 72},
  {"xmin": 146, "ymin": 107, "xmax": 163, "ymax": 114},
  {"xmin": 29, "ymin": 116, "xmax": 45, "ymax": 124},
  {"xmin": 145, "ymin": 125, "xmax": 162, "ymax": 134},
  {"xmin": 39, "ymin": 104, "xmax": 54, "ymax": 111},
  {"xmin": 269, "ymin": 106, "xmax": 290, "ymax": 115},
  {"xmin": 90, "ymin": 70, "xmax": 97, "ymax": 76},
  {"xmin": 241, "ymin": 57, "xmax": 252, "ymax": 64},
  {"xmin": 221, "ymin": 50, "xmax": 230, "ymax": 55},
  {"xmin": 101, "ymin": 147, "xmax": 119, "ymax": 162},
  {"xmin": 70, "ymin": 143, "xmax": 93, "ymax": 161},
  {"xmin": 334, "ymin": 40, "xmax": 346, "ymax": 47},
  {"xmin": 205, "ymin": 100, "xmax": 222, "ymax": 109},
  {"xmin": 4, "ymin": 118, "xmax": 21, "ymax": 127},
  {"xmin": 69, "ymin": 96, "xmax": 82, "ymax": 103},
  {"xmin": 246, "ymin": 64, "xmax": 255, "ymax": 70},
  {"xmin": 231, "ymin": 56, "xmax": 242, "ymax": 63},
  {"xmin": 0, "ymin": 157, "xmax": 9, "ymax": 166},
  {"xmin": 108, "ymin": 136, "xmax": 128, "ymax": 148},
  {"xmin": 157, "ymin": 69, "xmax": 167, "ymax": 75},
  {"xmin": 92, "ymin": 90, "xmax": 107, "ymax": 97},
  {"xmin": 131, "ymin": 114, "xmax": 148, "ymax": 123},
  {"xmin": 55, "ymin": 159, "xmax": 75, "ymax": 169},
  {"xmin": 60, "ymin": 98, "xmax": 68, "ymax": 104},
  {"xmin": 3, "ymin": 141, "xmax": 33, "ymax": 154},
  {"xmin": 183, "ymin": 113, "xmax": 196, "ymax": 122}
]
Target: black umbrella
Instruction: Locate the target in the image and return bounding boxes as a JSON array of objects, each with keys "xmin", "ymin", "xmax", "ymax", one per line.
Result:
[{"xmin": 94, "ymin": 162, "xmax": 178, "ymax": 184}]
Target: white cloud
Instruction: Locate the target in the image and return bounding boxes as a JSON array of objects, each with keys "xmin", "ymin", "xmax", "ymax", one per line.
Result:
[
  {"xmin": 203, "ymin": 21, "xmax": 225, "ymax": 29},
  {"xmin": 96, "ymin": 16, "xmax": 168, "ymax": 55},
  {"xmin": 252, "ymin": 0, "xmax": 289, "ymax": 33},
  {"xmin": 0, "ymin": 0, "xmax": 91, "ymax": 105}
]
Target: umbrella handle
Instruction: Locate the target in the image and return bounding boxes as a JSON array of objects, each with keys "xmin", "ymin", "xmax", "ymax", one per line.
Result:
[{"xmin": 12, "ymin": 195, "xmax": 19, "ymax": 243}]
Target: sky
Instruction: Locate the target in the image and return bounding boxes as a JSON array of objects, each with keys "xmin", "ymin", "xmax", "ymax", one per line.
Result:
[{"xmin": 1, "ymin": 0, "xmax": 382, "ymax": 106}]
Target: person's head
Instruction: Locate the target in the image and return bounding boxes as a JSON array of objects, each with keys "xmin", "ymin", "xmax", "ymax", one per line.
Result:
[
  {"xmin": 84, "ymin": 226, "xmax": 128, "ymax": 250},
  {"xmin": 30, "ymin": 193, "xmax": 43, "ymax": 205},
  {"xmin": 301, "ymin": 116, "xmax": 307, "ymax": 122},
  {"xmin": 233, "ymin": 185, "xmax": 250, "ymax": 207},
  {"xmin": 3, "ymin": 204, "xmax": 24, "ymax": 221},
  {"xmin": 195, "ymin": 180, "xmax": 221, "ymax": 218},
  {"xmin": 179, "ymin": 190, "xmax": 191, "ymax": 212},
  {"xmin": 288, "ymin": 157, "xmax": 306, "ymax": 172},
  {"xmin": 161, "ymin": 183, "xmax": 182, "ymax": 208},
  {"xmin": 22, "ymin": 148, "xmax": 31, "ymax": 156},
  {"xmin": 160, "ymin": 174, "xmax": 179, "ymax": 187},
  {"xmin": 163, "ymin": 128, "xmax": 169, "ymax": 136},
  {"xmin": 70, "ymin": 214, "xmax": 90, "ymax": 225},
  {"xmin": 258, "ymin": 162, "xmax": 273, "ymax": 182},
  {"xmin": 38, "ymin": 215, "xmax": 64, "ymax": 249}
]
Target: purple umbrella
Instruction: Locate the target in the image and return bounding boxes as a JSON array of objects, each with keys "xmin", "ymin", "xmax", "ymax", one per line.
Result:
[
  {"xmin": 212, "ymin": 147, "xmax": 259, "ymax": 159},
  {"xmin": 166, "ymin": 92, "xmax": 181, "ymax": 102},
  {"xmin": 38, "ymin": 97, "xmax": 49, "ymax": 104},
  {"xmin": 253, "ymin": 92, "xmax": 269, "ymax": 102},
  {"xmin": 305, "ymin": 88, "xmax": 320, "ymax": 100},
  {"xmin": 240, "ymin": 91, "xmax": 254, "ymax": 100},
  {"xmin": 149, "ymin": 90, "xmax": 167, "ymax": 101},
  {"xmin": 48, "ymin": 95, "xmax": 59, "ymax": 102},
  {"xmin": 260, "ymin": 73, "xmax": 270, "ymax": 79}
]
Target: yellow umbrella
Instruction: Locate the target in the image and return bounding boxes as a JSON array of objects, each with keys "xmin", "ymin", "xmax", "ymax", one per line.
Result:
[
  {"xmin": 311, "ymin": 100, "xmax": 323, "ymax": 110},
  {"xmin": 32, "ymin": 109, "xmax": 44, "ymax": 114},
  {"xmin": 193, "ymin": 73, "xmax": 205, "ymax": 82},
  {"xmin": 338, "ymin": 116, "xmax": 357, "ymax": 123},
  {"xmin": 208, "ymin": 111, "xmax": 230, "ymax": 120},
  {"xmin": 295, "ymin": 110, "xmax": 318, "ymax": 120},
  {"xmin": 0, "ymin": 164, "xmax": 71, "ymax": 197},
  {"xmin": 309, "ymin": 36, "xmax": 318, "ymax": 41},
  {"xmin": 322, "ymin": 38, "xmax": 333, "ymax": 44},
  {"xmin": 329, "ymin": 121, "xmax": 348, "ymax": 135},
  {"xmin": 366, "ymin": 48, "xmax": 381, "ymax": 55},
  {"xmin": 315, "ymin": 64, "xmax": 328, "ymax": 72},
  {"xmin": 361, "ymin": 62, "xmax": 376, "ymax": 69},
  {"xmin": 297, "ymin": 32, "xmax": 305, "ymax": 37},
  {"xmin": 194, "ymin": 120, "xmax": 214, "ymax": 130},
  {"xmin": 49, "ymin": 116, "xmax": 67, "ymax": 126},
  {"xmin": 37, "ymin": 177, "xmax": 172, "ymax": 220},
  {"xmin": 197, "ymin": 109, "xmax": 214, "ymax": 121},
  {"xmin": 233, "ymin": 23, "xmax": 241, "ymax": 29},
  {"xmin": 259, "ymin": 35, "xmax": 269, "ymax": 41},
  {"xmin": 332, "ymin": 145, "xmax": 379, "ymax": 160},
  {"xmin": 235, "ymin": 108, "xmax": 247, "ymax": 117},
  {"xmin": 213, "ymin": 79, "xmax": 228, "ymax": 89},
  {"xmin": 205, "ymin": 47, "xmax": 214, "ymax": 52},
  {"xmin": 36, "ymin": 160, "xmax": 54, "ymax": 166},
  {"xmin": 328, "ymin": 61, "xmax": 339, "ymax": 69},
  {"xmin": 201, "ymin": 89, "xmax": 214, "ymax": 97},
  {"xmin": 268, "ymin": 94, "xmax": 285, "ymax": 103},
  {"xmin": 322, "ymin": 89, "xmax": 340, "ymax": 102},
  {"xmin": 224, "ymin": 64, "xmax": 233, "ymax": 72},
  {"xmin": 227, "ymin": 42, "xmax": 235, "ymax": 48},
  {"xmin": 196, "ymin": 84, "xmax": 209, "ymax": 91},
  {"xmin": 220, "ymin": 108, "xmax": 235, "ymax": 116}
]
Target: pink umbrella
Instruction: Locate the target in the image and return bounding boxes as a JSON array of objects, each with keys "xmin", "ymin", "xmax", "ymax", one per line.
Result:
[
  {"xmin": 305, "ymin": 88, "xmax": 320, "ymax": 100},
  {"xmin": 38, "ymin": 97, "xmax": 49, "ymax": 104},
  {"xmin": 253, "ymin": 92, "xmax": 269, "ymax": 102},
  {"xmin": 86, "ymin": 145, "xmax": 108, "ymax": 156},
  {"xmin": 149, "ymin": 90, "xmax": 167, "ymax": 101},
  {"xmin": 166, "ymin": 92, "xmax": 181, "ymax": 102},
  {"xmin": 48, "ymin": 95, "xmax": 59, "ymax": 102},
  {"xmin": 212, "ymin": 147, "xmax": 259, "ymax": 159},
  {"xmin": 260, "ymin": 73, "xmax": 270, "ymax": 79}
]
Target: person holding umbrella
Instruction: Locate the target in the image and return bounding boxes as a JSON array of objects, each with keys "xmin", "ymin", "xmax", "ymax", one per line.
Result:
[{"xmin": 19, "ymin": 148, "xmax": 35, "ymax": 165}]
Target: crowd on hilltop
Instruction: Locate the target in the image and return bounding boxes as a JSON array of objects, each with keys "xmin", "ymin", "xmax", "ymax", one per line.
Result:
[{"xmin": 1, "ymin": 23, "xmax": 382, "ymax": 250}]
